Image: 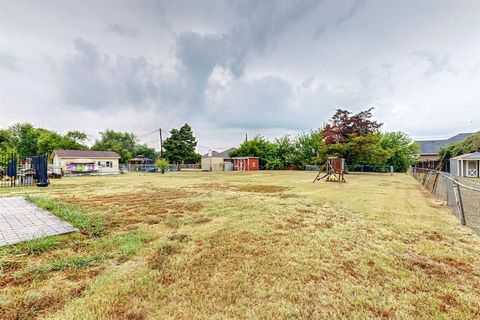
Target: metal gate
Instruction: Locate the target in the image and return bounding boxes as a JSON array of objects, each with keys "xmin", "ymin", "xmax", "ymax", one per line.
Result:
[{"xmin": 0, "ymin": 152, "xmax": 49, "ymax": 188}]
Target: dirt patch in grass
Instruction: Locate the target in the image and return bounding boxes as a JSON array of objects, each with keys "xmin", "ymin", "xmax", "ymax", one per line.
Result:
[
  {"xmin": 236, "ymin": 184, "xmax": 288, "ymax": 193},
  {"xmin": 439, "ymin": 293, "xmax": 459, "ymax": 313},
  {"xmin": 194, "ymin": 183, "xmax": 287, "ymax": 194},
  {"xmin": 63, "ymin": 189, "xmax": 203, "ymax": 224},
  {"xmin": 106, "ymin": 303, "xmax": 149, "ymax": 320},
  {"xmin": 194, "ymin": 183, "xmax": 236, "ymax": 191},
  {"xmin": 403, "ymin": 251, "xmax": 476, "ymax": 277}
]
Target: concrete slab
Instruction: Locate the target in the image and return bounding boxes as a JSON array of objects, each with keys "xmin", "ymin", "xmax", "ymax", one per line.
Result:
[{"xmin": 0, "ymin": 196, "xmax": 77, "ymax": 246}]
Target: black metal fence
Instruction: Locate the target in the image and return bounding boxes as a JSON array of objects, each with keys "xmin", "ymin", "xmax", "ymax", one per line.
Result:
[
  {"xmin": 0, "ymin": 152, "xmax": 49, "ymax": 188},
  {"xmin": 410, "ymin": 167, "xmax": 480, "ymax": 234}
]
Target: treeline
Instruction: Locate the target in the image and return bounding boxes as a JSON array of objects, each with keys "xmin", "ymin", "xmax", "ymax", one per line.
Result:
[
  {"xmin": 0, "ymin": 122, "xmax": 203, "ymax": 166},
  {"xmin": 230, "ymin": 108, "xmax": 420, "ymax": 172},
  {"xmin": 1, "ymin": 109, "xmax": 421, "ymax": 171},
  {"xmin": 0, "ymin": 123, "xmax": 158, "ymax": 164},
  {"xmin": 439, "ymin": 132, "xmax": 480, "ymax": 165}
]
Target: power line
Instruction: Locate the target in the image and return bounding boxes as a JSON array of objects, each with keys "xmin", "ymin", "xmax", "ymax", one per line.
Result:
[{"xmin": 136, "ymin": 130, "xmax": 158, "ymax": 139}]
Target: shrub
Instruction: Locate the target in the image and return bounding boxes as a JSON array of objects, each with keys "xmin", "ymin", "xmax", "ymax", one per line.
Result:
[{"xmin": 156, "ymin": 159, "xmax": 169, "ymax": 174}]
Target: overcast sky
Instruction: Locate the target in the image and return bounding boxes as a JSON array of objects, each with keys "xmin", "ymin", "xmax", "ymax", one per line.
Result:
[{"xmin": 0, "ymin": 0, "xmax": 479, "ymax": 152}]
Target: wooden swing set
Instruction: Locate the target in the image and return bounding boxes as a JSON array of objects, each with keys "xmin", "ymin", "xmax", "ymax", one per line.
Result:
[{"xmin": 313, "ymin": 157, "xmax": 346, "ymax": 183}]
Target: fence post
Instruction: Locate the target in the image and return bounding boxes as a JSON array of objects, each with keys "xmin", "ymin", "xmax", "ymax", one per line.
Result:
[
  {"xmin": 432, "ymin": 172, "xmax": 440, "ymax": 193},
  {"xmin": 452, "ymin": 181, "xmax": 466, "ymax": 225},
  {"xmin": 425, "ymin": 170, "xmax": 432, "ymax": 188},
  {"xmin": 422, "ymin": 170, "xmax": 428, "ymax": 185}
]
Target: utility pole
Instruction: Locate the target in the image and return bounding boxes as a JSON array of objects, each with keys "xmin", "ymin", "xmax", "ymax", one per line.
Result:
[
  {"xmin": 159, "ymin": 128, "xmax": 163, "ymax": 159},
  {"xmin": 245, "ymin": 133, "xmax": 248, "ymax": 142}
]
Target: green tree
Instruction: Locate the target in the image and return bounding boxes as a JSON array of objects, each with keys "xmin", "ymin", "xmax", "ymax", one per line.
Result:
[
  {"xmin": 291, "ymin": 129, "xmax": 325, "ymax": 167},
  {"xmin": 36, "ymin": 131, "xmax": 87, "ymax": 155},
  {"xmin": 132, "ymin": 144, "xmax": 158, "ymax": 161},
  {"xmin": 9, "ymin": 123, "xmax": 46, "ymax": 158},
  {"xmin": 380, "ymin": 132, "xmax": 419, "ymax": 172},
  {"xmin": 0, "ymin": 129, "xmax": 13, "ymax": 150},
  {"xmin": 229, "ymin": 135, "xmax": 276, "ymax": 169},
  {"xmin": 92, "ymin": 130, "xmax": 137, "ymax": 164},
  {"xmin": 65, "ymin": 130, "xmax": 88, "ymax": 143},
  {"xmin": 439, "ymin": 132, "xmax": 480, "ymax": 165},
  {"xmin": 163, "ymin": 124, "xmax": 200, "ymax": 169},
  {"xmin": 272, "ymin": 135, "xmax": 295, "ymax": 169}
]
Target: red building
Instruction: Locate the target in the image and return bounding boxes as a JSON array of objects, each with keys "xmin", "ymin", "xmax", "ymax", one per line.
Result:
[{"xmin": 232, "ymin": 157, "xmax": 259, "ymax": 171}]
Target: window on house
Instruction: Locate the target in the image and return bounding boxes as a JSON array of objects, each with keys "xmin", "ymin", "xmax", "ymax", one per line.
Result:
[{"xmin": 106, "ymin": 161, "xmax": 112, "ymax": 168}]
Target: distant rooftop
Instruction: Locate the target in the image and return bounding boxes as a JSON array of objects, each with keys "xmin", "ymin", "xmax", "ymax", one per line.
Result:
[
  {"xmin": 53, "ymin": 149, "xmax": 120, "ymax": 158},
  {"xmin": 202, "ymin": 147, "xmax": 237, "ymax": 159},
  {"xmin": 415, "ymin": 133, "xmax": 473, "ymax": 155}
]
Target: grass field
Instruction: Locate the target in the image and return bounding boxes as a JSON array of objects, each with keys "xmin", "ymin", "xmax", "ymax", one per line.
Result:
[{"xmin": 1, "ymin": 171, "xmax": 479, "ymax": 319}]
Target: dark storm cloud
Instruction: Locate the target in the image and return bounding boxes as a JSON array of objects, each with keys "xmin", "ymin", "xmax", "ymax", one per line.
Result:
[
  {"xmin": 171, "ymin": 0, "xmax": 321, "ymax": 113},
  {"xmin": 61, "ymin": 38, "xmax": 165, "ymax": 109}
]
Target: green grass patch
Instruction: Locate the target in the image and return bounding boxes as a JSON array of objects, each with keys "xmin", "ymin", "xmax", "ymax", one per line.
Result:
[
  {"xmin": 18, "ymin": 236, "xmax": 61, "ymax": 255},
  {"xmin": 51, "ymin": 255, "xmax": 104, "ymax": 271},
  {"xmin": 11, "ymin": 255, "xmax": 105, "ymax": 283},
  {"xmin": 26, "ymin": 196, "xmax": 106, "ymax": 237},
  {"xmin": 162, "ymin": 214, "xmax": 182, "ymax": 228},
  {"xmin": 92, "ymin": 231, "xmax": 157, "ymax": 262}
]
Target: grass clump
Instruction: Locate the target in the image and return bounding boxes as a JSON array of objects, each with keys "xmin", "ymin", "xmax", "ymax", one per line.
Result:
[
  {"xmin": 26, "ymin": 196, "xmax": 106, "ymax": 237},
  {"xmin": 51, "ymin": 255, "xmax": 104, "ymax": 271},
  {"xmin": 19, "ymin": 236, "xmax": 61, "ymax": 255},
  {"xmin": 93, "ymin": 231, "xmax": 157, "ymax": 262},
  {"xmin": 162, "ymin": 214, "xmax": 182, "ymax": 228},
  {"xmin": 148, "ymin": 242, "xmax": 180, "ymax": 270}
]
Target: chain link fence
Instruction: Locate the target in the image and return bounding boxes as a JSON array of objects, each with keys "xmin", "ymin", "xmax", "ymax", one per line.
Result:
[{"xmin": 410, "ymin": 167, "xmax": 480, "ymax": 234}]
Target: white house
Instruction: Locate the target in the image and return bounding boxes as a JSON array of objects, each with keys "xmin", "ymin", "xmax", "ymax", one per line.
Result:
[
  {"xmin": 50, "ymin": 150, "xmax": 121, "ymax": 175},
  {"xmin": 450, "ymin": 152, "xmax": 480, "ymax": 178}
]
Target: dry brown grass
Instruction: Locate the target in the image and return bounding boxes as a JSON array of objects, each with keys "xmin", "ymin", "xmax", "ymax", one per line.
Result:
[{"xmin": 0, "ymin": 171, "xmax": 479, "ymax": 319}]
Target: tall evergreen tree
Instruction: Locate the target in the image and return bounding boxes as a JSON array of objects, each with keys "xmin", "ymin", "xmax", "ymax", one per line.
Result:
[{"xmin": 163, "ymin": 124, "xmax": 200, "ymax": 169}]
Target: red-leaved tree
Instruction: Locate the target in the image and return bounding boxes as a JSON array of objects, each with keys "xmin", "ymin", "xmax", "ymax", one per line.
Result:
[{"xmin": 323, "ymin": 107, "xmax": 382, "ymax": 144}]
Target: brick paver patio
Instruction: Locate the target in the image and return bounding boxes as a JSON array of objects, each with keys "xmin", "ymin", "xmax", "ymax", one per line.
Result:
[{"xmin": 0, "ymin": 196, "xmax": 77, "ymax": 246}]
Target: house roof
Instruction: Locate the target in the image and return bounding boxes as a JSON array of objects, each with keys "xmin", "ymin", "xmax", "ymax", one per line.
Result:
[
  {"xmin": 416, "ymin": 133, "xmax": 473, "ymax": 155},
  {"xmin": 202, "ymin": 147, "xmax": 237, "ymax": 159},
  {"xmin": 53, "ymin": 149, "xmax": 120, "ymax": 158},
  {"xmin": 452, "ymin": 152, "xmax": 480, "ymax": 160}
]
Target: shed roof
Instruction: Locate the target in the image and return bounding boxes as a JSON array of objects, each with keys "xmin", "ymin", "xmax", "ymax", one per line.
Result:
[
  {"xmin": 452, "ymin": 152, "xmax": 480, "ymax": 160},
  {"xmin": 232, "ymin": 157, "xmax": 259, "ymax": 159},
  {"xmin": 415, "ymin": 133, "xmax": 473, "ymax": 155},
  {"xmin": 53, "ymin": 149, "xmax": 120, "ymax": 158}
]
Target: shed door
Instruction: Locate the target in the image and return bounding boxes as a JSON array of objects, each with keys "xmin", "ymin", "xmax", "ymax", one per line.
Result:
[{"xmin": 466, "ymin": 160, "xmax": 478, "ymax": 177}]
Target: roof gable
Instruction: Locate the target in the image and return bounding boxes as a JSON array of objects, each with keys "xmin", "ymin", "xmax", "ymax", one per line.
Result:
[{"xmin": 202, "ymin": 147, "xmax": 237, "ymax": 159}]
